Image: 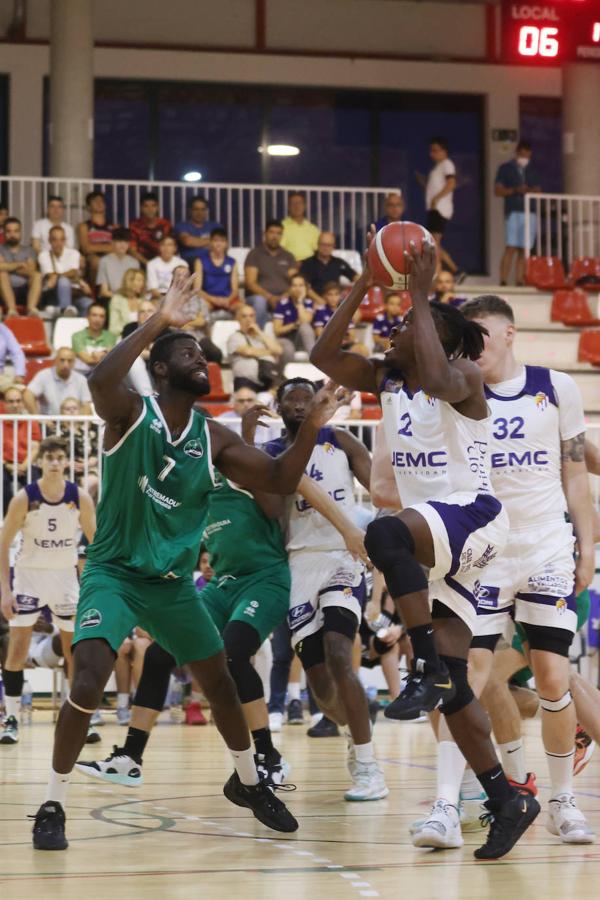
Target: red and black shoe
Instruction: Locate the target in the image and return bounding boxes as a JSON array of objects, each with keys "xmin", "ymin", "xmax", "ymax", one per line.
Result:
[{"xmin": 508, "ymin": 772, "xmax": 538, "ymax": 797}]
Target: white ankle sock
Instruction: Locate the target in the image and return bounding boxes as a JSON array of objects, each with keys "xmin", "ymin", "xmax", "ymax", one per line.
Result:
[
  {"xmin": 355, "ymin": 741, "xmax": 375, "ymax": 764},
  {"xmin": 5, "ymin": 696, "xmax": 20, "ymax": 719},
  {"xmin": 499, "ymin": 739, "xmax": 527, "ymax": 783},
  {"xmin": 437, "ymin": 741, "xmax": 467, "ymax": 806},
  {"xmin": 117, "ymin": 693, "xmax": 129, "ymax": 709},
  {"xmin": 287, "ymin": 683, "xmax": 301, "ymax": 702},
  {"xmin": 44, "ymin": 769, "xmax": 70, "ymax": 806},
  {"xmin": 230, "ymin": 746, "xmax": 259, "ymax": 786},
  {"xmin": 460, "ymin": 767, "xmax": 484, "ymax": 800},
  {"xmin": 547, "ymin": 749, "xmax": 575, "ymax": 798}
]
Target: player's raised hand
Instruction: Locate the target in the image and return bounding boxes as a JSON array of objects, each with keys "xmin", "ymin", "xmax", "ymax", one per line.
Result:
[
  {"xmin": 405, "ymin": 237, "xmax": 436, "ymax": 300},
  {"xmin": 241, "ymin": 403, "xmax": 278, "ymax": 445},
  {"xmin": 361, "ymin": 225, "xmax": 376, "ymax": 288},
  {"xmin": 342, "ymin": 524, "xmax": 370, "ymax": 565},
  {"xmin": 307, "ymin": 380, "xmax": 347, "ymax": 429},
  {"xmin": 157, "ymin": 267, "xmax": 198, "ymax": 328}
]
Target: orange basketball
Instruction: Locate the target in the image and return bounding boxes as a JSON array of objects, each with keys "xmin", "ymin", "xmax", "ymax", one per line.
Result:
[{"xmin": 368, "ymin": 221, "xmax": 434, "ymax": 290}]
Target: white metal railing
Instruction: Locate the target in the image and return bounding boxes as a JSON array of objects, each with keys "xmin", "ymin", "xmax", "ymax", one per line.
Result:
[
  {"xmin": 0, "ymin": 176, "xmax": 396, "ymax": 252},
  {"xmin": 525, "ymin": 192, "xmax": 600, "ymax": 266}
]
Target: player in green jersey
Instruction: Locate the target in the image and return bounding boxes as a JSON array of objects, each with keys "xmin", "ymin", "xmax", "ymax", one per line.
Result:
[{"xmin": 32, "ymin": 269, "xmax": 342, "ymax": 850}]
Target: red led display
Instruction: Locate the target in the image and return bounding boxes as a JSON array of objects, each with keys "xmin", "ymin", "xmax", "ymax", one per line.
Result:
[{"xmin": 502, "ymin": 0, "xmax": 600, "ymax": 63}]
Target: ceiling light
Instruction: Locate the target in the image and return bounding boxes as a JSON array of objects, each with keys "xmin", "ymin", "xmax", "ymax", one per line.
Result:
[
  {"xmin": 257, "ymin": 144, "xmax": 300, "ymax": 157},
  {"xmin": 183, "ymin": 171, "xmax": 203, "ymax": 182}
]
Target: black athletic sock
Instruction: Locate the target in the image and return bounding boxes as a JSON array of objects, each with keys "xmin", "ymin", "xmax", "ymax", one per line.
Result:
[
  {"xmin": 407, "ymin": 625, "xmax": 440, "ymax": 672},
  {"xmin": 123, "ymin": 727, "xmax": 149, "ymax": 763},
  {"xmin": 477, "ymin": 765, "xmax": 516, "ymax": 804},
  {"xmin": 252, "ymin": 727, "xmax": 275, "ymax": 758}
]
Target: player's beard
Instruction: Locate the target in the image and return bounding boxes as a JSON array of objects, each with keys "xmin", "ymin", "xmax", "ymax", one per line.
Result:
[{"xmin": 168, "ymin": 371, "xmax": 211, "ymax": 396}]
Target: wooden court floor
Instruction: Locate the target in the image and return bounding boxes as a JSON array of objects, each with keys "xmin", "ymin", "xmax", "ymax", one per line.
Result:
[{"xmin": 1, "ymin": 710, "xmax": 600, "ymax": 900}]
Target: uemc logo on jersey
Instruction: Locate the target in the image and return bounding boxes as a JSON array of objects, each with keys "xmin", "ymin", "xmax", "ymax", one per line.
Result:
[
  {"xmin": 490, "ymin": 449, "xmax": 549, "ymax": 469},
  {"xmin": 391, "ymin": 449, "xmax": 447, "ymax": 472}
]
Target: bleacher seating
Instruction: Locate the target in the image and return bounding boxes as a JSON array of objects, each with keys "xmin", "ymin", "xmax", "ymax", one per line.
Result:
[
  {"xmin": 578, "ymin": 330, "xmax": 600, "ymax": 366},
  {"xmin": 204, "ymin": 362, "xmax": 230, "ymax": 401},
  {"xmin": 25, "ymin": 358, "xmax": 53, "ymax": 383},
  {"xmin": 211, "ymin": 320, "xmax": 239, "ymax": 361},
  {"xmin": 360, "ymin": 287, "xmax": 384, "ymax": 323},
  {"xmin": 525, "ymin": 256, "xmax": 567, "ymax": 291},
  {"xmin": 5, "ymin": 317, "xmax": 51, "ymax": 356},
  {"xmin": 570, "ymin": 257, "xmax": 600, "ymax": 290},
  {"xmin": 551, "ymin": 289, "xmax": 600, "ymax": 327},
  {"xmin": 52, "ymin": 317, "xmax": 87, "ymax": 351}
]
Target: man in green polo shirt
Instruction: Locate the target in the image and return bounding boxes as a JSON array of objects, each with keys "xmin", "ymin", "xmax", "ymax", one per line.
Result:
[{"xmin": 71, "ymin": 303, "xmax": 117, "ymax": 376}]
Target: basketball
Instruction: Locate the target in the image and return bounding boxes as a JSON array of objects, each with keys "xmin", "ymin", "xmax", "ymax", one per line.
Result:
[{"xmin": 368, "ymin": 221, "xmax": 434, "ymax": 290}]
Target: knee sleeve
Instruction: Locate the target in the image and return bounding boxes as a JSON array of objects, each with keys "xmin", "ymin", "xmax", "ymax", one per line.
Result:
[
  {"xmin": 133, "ymin": 642, "xmax": 176, "ymax": 711},
  {"xmin": 223, "ymin": 620, "xmax": 263, "ymax": 705},
  {"xmin": 540, "ymin": 690, "xmax": 572, "ymax": 713},
  {"xmin": 470, "ymin": 634, "xmax": 501, "ymax": 652},
  {"xmin": 519, "ymin": 622, "xmax": 573, "ymax": 657},
  {"xmin": 322, "ymin": 606, "xmax": 358, "ymax": 641},
  {"xmin": 439, "ymin": 655, "xmax": 474, "ymax": 716},
  {"xmin": 364, "ymin": 516, "xmax": 428, "ymax": 598}
]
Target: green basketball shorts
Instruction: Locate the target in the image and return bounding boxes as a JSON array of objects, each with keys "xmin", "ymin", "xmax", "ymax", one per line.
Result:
[{"xmin": 201, "ymin": 563, "xmax": 290, "ymax": 644}]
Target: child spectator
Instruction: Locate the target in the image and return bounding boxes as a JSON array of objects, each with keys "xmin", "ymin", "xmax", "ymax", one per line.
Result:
[
  {"xmin": 272, "ymin": 274, "xmax": 315, "ymax": 366},
  {"xmin": 146, "ymin": 235, "xmax": 188, "ymax": 299},
  {"xmin": 313, "ymin": 282, "xmax": 368, "ymax": 356},
  {"xmin": 195, "ymin": 228, "xmax": 238, "ymax": 317},
  {"xmin": 372, "ymin": 293, "xmax": 404, "ymax": 354},
  {"xmin": 129, "ymin": 192, "xmax": 172, "ymax": 265}
]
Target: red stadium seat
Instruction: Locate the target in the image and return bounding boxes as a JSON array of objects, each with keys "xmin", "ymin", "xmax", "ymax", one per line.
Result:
[
  {"xmin": 360, "ymin": 392, "xmax": 378, "ymax": 404},
  {"xmin": 359, "ymin": 287, "xmax": 384, "ymax": 323},
  {"xmin": 551, "ymin": 289, "xmax": 600, "ymax": 327},
  {"xmin": 360, "ymin": 406, "xmax": 382, "ymax": 420},
  {"xmin": 25, "ymin": 357, "xmax": 54, "ymax": 383},
  {"xmin": 570, "ymin": 256, "xmax": 600, "ymax": 289},
  {"xmin": 525, "ymin": 256, "xmax": 567, "ymax": 291},
  {"xmin": 202, "ymin": 403, "xmax": 232, "ymax": 418},
  {"xmin": 5, "ymin": 317, "xmax": 51, "ymax": 356},
  {"xmin": 204, "ymin": 362, "xmax": 229, "ymax": 402},
  {"xmin": 578, "ymin": 329, "xmax": 600, "ymax": 365}
]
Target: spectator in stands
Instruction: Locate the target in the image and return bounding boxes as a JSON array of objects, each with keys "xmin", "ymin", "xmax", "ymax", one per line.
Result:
[
  {"xmin": 96, "ymin": 228, "xmax": 140, "ymax": 301},
  {"xmin": 431, "ymin": 270, "xmax": 466, "ymax": 307},
  {"xmin": 0, "ymin": 218, "xmax": 42, "ymax": 317},
  {"xmin": 122, "ymin": 299, "xmax": 157, "ymax": 340},
  {"xmin": 420, "ymin": 137, "xmax": 462, "ymax": 278},
  {"xmin": 281, "ymin": 192, "xmax": 320, "ymax": 262},
  {"xmin": 313, "ymin": 282, "xmax": 368, "ymax": 356},
  {"xmin": 495, "ymin": 140, "xmax": 542, "ymax": 286},
  {"xmin": 372, "ymin": 293, "xmax": 404, "ymax": 354},
  {"xmin": 38, "ymin": 225, "xmax": 92, "ymax": 316},
  {"xmin": 146, "ymin": 235, "xmax": 189, "ymax": 299},
  {"xmin": 175, "ymin": 195, "xmax": 221, "ymax": 268},
  {"xmin": 196, "ymin": 227, "xmax": 238, "ymax": 317},
  {"xmin": 194, "ymin": 548, "xmax": 214, "ymax": 591},
  {"xmin": 227, "ymin": 304, "xmax": 284, "ymax": 386},
  {"xmin": 31, "ymin": 195, "xmax": 75, "ymax": 254},
  {"xmin": 0, "ymin": 203, "xmax": 8, "ymax": 244},
  {"xmin": 273, "ymin": 274, "xmax": 315, "ymax": 366},
  {"xmin": 0, "ymin": 317, "xmax": 27, "ymax": 389},
  {"xmin": 244, "ymin": 220, "xmax": 297, "ymax": 328},
  {"xmin": 76, "ymin": 190, "xmax": 115, "ymax": 282},
  {"xmin": 54, "ymin": 396, "xmax": 99, "ymax": 500},
  {"xmin": 114, "ymin": 630, "xmax": 152, "ymax": 722},
  {"xmin": 121, "ymin": 300, "xmax": 158, "ymax": 396},
  {"xmin": 108, "ymin": 269, "xmax": 147, "ymax": 337},
  {"xmin": 28, "ymin": 347, "xmax": 92, "ymax": 415},
  {"xmin": 2, "ymin": 385, "xmax": 42, "ymax": 513},
  {"xmin": 300, "ymin": 231, "xmax": 358, "ymax": 302},
  {"xmin": 71, "ymin": 303, "xmax": 117, "ymax": 375},
  {"xmin": 375, "ymin": 192, "xmax": 405, "ymax": 230},
  {"xmin": 217, "ymin": 380, "xmax": 282, "ymax": 443},
  {"xmin": 129, "ymin": 191, "xmax": 172, "ymax": 265}
]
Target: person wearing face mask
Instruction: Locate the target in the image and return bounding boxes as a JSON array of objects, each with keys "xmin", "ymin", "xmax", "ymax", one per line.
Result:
[{"xmin": 494, "ymin": 141, "xmax": 542, "ymax": 287}]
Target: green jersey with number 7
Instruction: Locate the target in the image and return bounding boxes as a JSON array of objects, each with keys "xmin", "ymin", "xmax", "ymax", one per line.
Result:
[{"xmin": 87, "ymin": 395, "xmax": 215, "ymax": 579}]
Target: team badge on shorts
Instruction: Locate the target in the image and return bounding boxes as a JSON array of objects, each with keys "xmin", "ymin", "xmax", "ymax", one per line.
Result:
[
  {"xmin": 183, "ymin": 439, "xmax": 204, "ymax": 459},
  {"xmin": 80, "ymin": 608, "xmax": 102, "ymax": 628},
  {"xmin": 556, "ymin": 598, "xmax": 567, "ymax": 615}
]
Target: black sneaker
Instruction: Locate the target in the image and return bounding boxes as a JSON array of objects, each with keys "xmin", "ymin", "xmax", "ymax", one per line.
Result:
[
  {"xmin": 307, "ymin": 715, "xmax": 340, "ymax": 737},
  {"xmin": 474, "ymin": 793, "xmax": 540, "ymax": 859},
  {"xmin": 286, "ymin": 698, "xmax": 304, "ymax": 724},
  {"xmin": 85, "ymin": 725, "xmax": 102, "ymax": 744},
  {"xmin": 255, "ymin": 749, "xmax": 291, "ymax": 787},
  {"xmin": 384, "ymin": 662, "xmax": 455, "ymax": 720},
  {"xmin": 31, "ymin": 801, "xmax": 68, "ymax": 850},
  {"xmin": 223, "ymin": 771, "xmax": 298, "ymax": 832}
]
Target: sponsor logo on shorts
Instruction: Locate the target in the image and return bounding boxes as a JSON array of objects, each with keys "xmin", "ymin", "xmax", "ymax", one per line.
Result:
[
  {"xmin": 250, "ymin": 600, "xmax": 259, "ymax": 608},
  {"xmin": 243, "ymin": 606, "xmax": 256, "ymax": 617},
  {"xmin": 473, "ymin": 544, "xmax": 498, "ymax": 570},
  {"xmin": 183, "ymin": 438, "xmax": 204, "ymax": 459},
  {"xmin": 138, "ymin": 475, "xmax": 182, "ymax": 510},
  {"xmin": 16, "ymin": 594, "xmax": 39, "ymax": 612},
  {"xmin": 343, "ymin": 587, "xmax": 353, "ymax": 598},
  {"xmin": 528, "ymin": 572, "xmax": 573, "ymax": 595},
  {"xmin": 80, "ymin": 608, "xmax": 102, "ymax": 628},
  {"xmin": 288, "ymin": 602, "xmax": 314, "ymax": 630},
  {"xmin": 477, "ymin": 585, "xmax": 500, "ymax": 609}
]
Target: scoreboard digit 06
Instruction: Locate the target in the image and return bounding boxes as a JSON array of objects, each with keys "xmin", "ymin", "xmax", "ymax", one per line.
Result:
[{"xmin": 501, "ymin": 0, "xmax": 600, "ymax": 63}]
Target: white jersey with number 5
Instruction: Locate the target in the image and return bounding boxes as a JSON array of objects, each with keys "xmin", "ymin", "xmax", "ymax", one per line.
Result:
[
  {"xmin": 485, "ymin": 366, "xmax": 584, "ymax": 529},
  {"xmin": 16, "ymin": 481, "xmax": 81, "ymax": 570}
]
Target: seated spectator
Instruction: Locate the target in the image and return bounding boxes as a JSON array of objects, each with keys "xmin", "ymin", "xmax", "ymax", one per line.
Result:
[
  {"xmin": 2, "ymin": 385, "xmax": 42, "ymax": 513},
  {"xmin": 273, "ymin": 274, "xmax": 315, "ymax": 366},
  {"xmin": 72, "ymin": 303, "xmax": 117, "ymax": 375},
  {"xmin": 375, "ymin": 191, "xmax": 405, "ymax": 230},
  {"xmin": 97, "ymin": 228, "xmax": 140, "ymax": 302},
  {"xmin": 114, "ymin": 629, "xmax": 153, "ymax": 723},
  {"xmin": 217, "ymin": 380, "xmax": 282, "ymax": 443},
  {"xmin": 313, "ymin": 283, "xmax": 368, "ymax": 356},
  {"xmin": 0, "ymin": 218, "xmax": 42, "ymax": 316},
  {"xmin": 175, "ymin": 195, "xmax": 221, "ymax": 268},
  {"xmin": 77, "ymin": 190, "xmax": 116, "ymax": 281},
  {"xmin": 244, "ymin": 220, "xmax": 297, "ymax": 328},
  {"xmin": 146, "ymin": 236, "xmax": 189, "ymax": 299},
  {"xmin": 300, "ymin": 231, "xmax": 358, "ymax": 303},
  {"xmin": 57, "ymin": 396, "xmax": 99, "ymax": 498},
  {"xmin": 196, "ymin": 228, "xmax": 238, "ymax": 317},
  {"xmin": 281, "ymin": 192, "xmax": 320, "ymax": 262},
  {"xmin": 109, "ymin": 268, "xmax": 147, "ymax": 336},
  {"xmin": 334, "ymin": 389, "xmax": 363, "ymax": 421},
  {"xmin": 372, "ymin": 293, "xmax": 404, "ymax": 354},
  {"xmin": 32, "ymin": 195, "xmax": 75, "ymax": 254},
  {"xmin": 28, "ymin": 347, "xmax": 92, "ymax": 414},
  {"xmin": 122, "ymin": 298, "xmax": 157, "ymax": 340},
  {"xmin": 227, "ymin": 304, "xmax": 284, "ymax": 387},
  {"xmin": 0, "ymin": 203, "xmax": 7, "ymax": 244},
  {"xmin": 38, "ymin": 225, "xmax": 92, "ymax": 316},
  {"xmin": 0, "ymin": 315, "xmax": 27, "ymax": 391},
  {"xmin": 122, "ymin": 300, "xmax": 162, "ymax": 396},
  {"xmin": 180, "ymin": 294, "xmax": 222, "ymax": 365},
  {"xmin": 129, "ymin": 191, "xmax": 172, "ymax": 265},
  {"xmin": 431, "ymin": 270, "xmax": 466, "ymax": 307}
]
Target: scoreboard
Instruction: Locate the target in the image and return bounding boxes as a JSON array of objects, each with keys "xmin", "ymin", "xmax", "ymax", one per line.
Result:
[{"xmin": 501, "ymin": 0, "xmax": 600, "ymax": 62}]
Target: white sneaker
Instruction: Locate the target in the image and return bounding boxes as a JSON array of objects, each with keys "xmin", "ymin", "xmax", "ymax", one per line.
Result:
[
  {"xmin": 116, "ymin": 707, "xmax": 131, "ymax": 726},
  {"xmin": 459, "ymin": 792, "xmax": 489, "ymax": 832},
  {"xmin": 412, "ymin": 799, "xmax": 464, "ymax": 849},
  {"xmin": 76, "ymin": 748, "xmax": 143, "ymax": 787},
  {"xmin": 90, "ymin": 710, "xmax": 104, "ymax": 727},
  {"xmin": 547, "ymin": 793, "xmax": 596, "ymax": 844},
  {"xmin": 269, "ymin": 712, "xmax": 283, "ymax": 733},
  {"xmin": 344, "ymin": 761, "xmax": 389, "ymax": 801}
]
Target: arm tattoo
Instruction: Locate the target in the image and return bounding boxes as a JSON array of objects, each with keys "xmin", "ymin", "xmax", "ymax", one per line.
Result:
[{"xmin": 561, "ymin": 432, "xmax": 585, "ymax": 463}]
